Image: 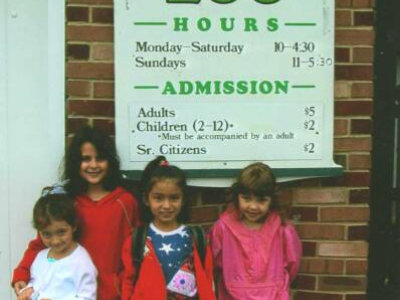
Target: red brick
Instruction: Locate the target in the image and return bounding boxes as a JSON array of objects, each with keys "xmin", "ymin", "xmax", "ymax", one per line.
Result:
[
  {"xmin": 94, "ymin": 81, "xmax": 114, "ymax": 98},
  {"xmin": 92, "ymin": 44, "xmax": 114, "ymax": 61},
  {"xmin": 349, "ymin": 154, "xmax": 371, "ymax": 169},
  {"xmin": 318, "ymin": 242, "xmax": 368, "ymax": 257},
  {"xmin": 348, "ymin": 225, "xmax": 369, "ymax": 240},
  {"xmin": 300, "ymin": 259, "xmax": 344, "ymax": 274},
  {"xmin": 346, "ymin": 294, "xmax": 367, "ymax": 300},
  {"xmin": 67, "ymin": 100, "xmax": 114, "ymax": 117},
  {"xmin": 67, "ymin": 62, "xmax": 114, "ymax": 79},
  {"xmin": 353, "ymin": 47, "xmax": 374, "ymax": 63},
  {"xmin": 346, "ymin": 260, "xmax": 368, "ymax": 275},
  {"xmin": 349, "ymin": 189, "xmax": 370, "ymax": 204},
  {"xmin": 293, "ymin": 275, "xmax": 316, "ymax": 290},
  {"xmin": 343, "ymin": 172, "xmax": 370, "ymax": 187},
  {"xmin": 92, "ymin": 7, "xmax": 113, "ymax": 23},
  {"xmin": 335, "ymin": 65, "xmax": 373, "ymax": 80},
  {"xmin": 295, "ymin": 291, "xmax": 342, "ymax": 300},
  {"xmin": 67, "ymin": 80, "xmax": 91, "ymax": 97},
  {"xmin": 354, "ymin": 11, "xmax": 374, "ymax": 26},
  {"xmin": 335, "ymin": 101, "xmax": 373, "ymax": 116},
  {"xmin": 335, "ymin": 82, "xmax": 351, "ymax": 98},
  {"xmin": 67, "ymin": 118, "xmax": 90, "ymax": 134},
  {"xmin": 201, "ymin": 187, "xmax": 228, "ymax": 205},
  {"xmin": 190, "ymin": 206, "xmax": 220, "ymax": 223},
  {"xmin": 67, "ymin": 6, "xmax": 89, "ymax": 22},
  {"xmin": 337, "ymin": 0, "xmax": 352, "ymax": 7},
  {"xmin": 320, "ymin": 172, "xmax": 370, "ymax": 187},
  {"xmin": 297, "ymin": 224, "xmax": 345, "ymax": 240},
  {"xmin": 67, "ymin": 44, "xmax": 90, "ymax": 60},
  {"xmin": 351, "ymin": 119, "xmax": 372, "ymax": 134},
  {"xmin": 302, "ymin": 241, "xmax": 317, "ymax": 257},
  {"xmin": 291, "ymin": 207, "xmax": 318, "ymax": 222},
  {"xmin": 336, "ymin": 29, "xmax": 374, "ymax": 45},
  {"xmin": 319, "ymin": 276, "xmax": 366, "ymax": 291},
  {"xmin": 67, "ymin": 25, "xmax": 113, "ymax": 42},
  {"xmin": 352, "ymin": 0, "xmax": 373, "ymax": 8},
  {"xmin": 336, "ymin": 10, "xmax": 352, "ymax": 27},
  {"xmin": 334, "ymin": 119, "xmax": 349, "ymax": 135},
  {"xmin": 293, "ymin": 188, "xmax": 347, "ymax": 205},
  {"xmin": 335, "ymin": 47, "xmax": 351, "ymax": 63},
  {"xmin": 334, "ymin": 154, "xmax": 347, "ymax": 168},
  {"xmin": 92, "ymin": 119, "xmax": 115, "ymax": 135},
  {"xmin": 320, "ymin": 207, "xmax": 369, "ymax": 222},
  {"xmin": 334, "ymin": 137, "xmax": 371, "ymax": 151},
  {"xmin": 352, "ymin": 82, "xmax": 373, "ymax": 98}
]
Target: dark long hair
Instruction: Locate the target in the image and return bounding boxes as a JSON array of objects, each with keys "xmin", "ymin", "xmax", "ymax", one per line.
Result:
[
  {"xmin": 140, "ymin": 156, "xmax": 190, "ymax": 224},
  {"xmin": 63, "ymin": 126, "xmax": 122, "ymax": 198}
]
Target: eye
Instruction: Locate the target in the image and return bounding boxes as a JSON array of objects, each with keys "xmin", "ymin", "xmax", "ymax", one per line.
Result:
[
  {"xmin": 56, "ymin": 229, "xmax": 67, "ymax": 236},
  {"xmin": 260, "ymin": 196, "xmax": 271, "ymax": 202},
  {"xmin": 151, "ymin": 194, "xmax": 164, "ymax": 201},
  {"xmin": 239, "ymin": 194, "xmax": 251, "ymax": 201},
  {"xmin": 96, "ymin": 155, "xmax": 107, "ymax": 162},
  {"xmin": 170, "ymin": 194, "xmax": 182, "ymax": 201},
  {"xmin": 41, "ymin": 231, "xmax": 51, "ymax": 239},
  {"xmin": 81, "ymin": 155, "xmax": 91, "ymax": 162}
]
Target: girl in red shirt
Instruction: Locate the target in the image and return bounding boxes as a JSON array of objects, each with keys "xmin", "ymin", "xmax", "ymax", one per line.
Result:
[
  {"xmin": 121, "ymin": 156, "xmax": 216, "ymax": 300},
  {"xmin": 12, "ymin": 126, "xmax": 140, "ymax": 300}
]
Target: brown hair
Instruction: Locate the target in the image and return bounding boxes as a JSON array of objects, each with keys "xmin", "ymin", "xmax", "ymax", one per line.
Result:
[
  {"xmin": 230, "ymin": 162, "xmax": 289, "ymax": 223},
  {"xmin": 33, "ymin": 193, "xmax": 78, "ymax": 236}
]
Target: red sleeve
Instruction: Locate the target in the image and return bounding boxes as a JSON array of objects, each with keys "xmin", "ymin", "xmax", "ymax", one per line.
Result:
[
  {"xmin": 131, "ymin": 194, "xmax": 141, "ymax": 228},
  {"xmin": 11, "ymin": 235, "xmax": 45, "ymax": 285},
  {"xmin": 204, "ymin": 237, "xmax": 214, "ymax": 283},
  {"xmin": 121, "ymin": 236, "xmax": 136, "ymax": 300}
]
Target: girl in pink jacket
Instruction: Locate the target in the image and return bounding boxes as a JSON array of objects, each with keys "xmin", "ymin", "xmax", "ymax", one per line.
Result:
[{"xmin": 210, "ymin": 162, "xmax": 302, "ymax": 300}]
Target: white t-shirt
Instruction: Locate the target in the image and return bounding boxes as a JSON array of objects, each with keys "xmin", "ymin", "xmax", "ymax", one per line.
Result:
[{"xmin": 27, "ymin": 244, "xmax": 97, "ymax": 300}]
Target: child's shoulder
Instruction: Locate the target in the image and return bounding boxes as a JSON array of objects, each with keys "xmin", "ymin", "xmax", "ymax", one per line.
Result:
[{"xmin": 114, "ymin": 186, "xmax": 137, "ymax": 202}]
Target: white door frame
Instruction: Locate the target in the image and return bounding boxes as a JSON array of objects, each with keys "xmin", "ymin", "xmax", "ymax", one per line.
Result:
[{"xmin": 0, "ymin": 1, "xmax": 65, "ymax": 298}]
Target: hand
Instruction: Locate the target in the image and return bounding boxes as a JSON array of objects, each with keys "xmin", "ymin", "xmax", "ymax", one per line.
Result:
[
  {"xmin": 13, "ymin": 281, "xmax": 27, "ymax": 295},
  {"xmin": 16, "ymin": 287, "xmax": 33, "ymax": 300}
]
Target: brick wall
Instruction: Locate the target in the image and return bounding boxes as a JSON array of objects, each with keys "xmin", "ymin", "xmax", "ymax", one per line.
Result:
[{"xmin": 66, "ymin": 0, "xmax": 375, "ymax": 299}]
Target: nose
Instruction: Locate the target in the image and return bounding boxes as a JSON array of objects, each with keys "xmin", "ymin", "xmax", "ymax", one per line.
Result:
[
  {"xmin": 162, "ymin": 199, "xmax": 172, "ymax": 209},
  {"xmin": 249, "ymin": 198, "xmax": 258, "ymax": 209},
  {"xmin": 88, "ymin": 158, "xmax": 98, "ymax": 168},
  {"xmin": 50, "ymin": 236, "xmax": 62, "ymax": 247}
]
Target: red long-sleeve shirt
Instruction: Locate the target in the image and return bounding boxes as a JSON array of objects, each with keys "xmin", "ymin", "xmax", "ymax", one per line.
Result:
[{"xmin": 12, "ymin": 187, "xmax": 140, "ymax": 300}]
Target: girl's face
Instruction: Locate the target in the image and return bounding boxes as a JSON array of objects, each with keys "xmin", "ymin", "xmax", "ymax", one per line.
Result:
[
  {"xmin": 145, "ymin": 179, "xmax": 183, "ymax": 231},
  {"xmin": 38, "ymin": 219, "xmax": 76, "ymax": 258},
  {"xmin": 79, "ymin": 142, "xmax": 109, "ymax": 187},
  {"xmin": 238, "ymin": 193, "xmax": 271, "ymax": 228}
]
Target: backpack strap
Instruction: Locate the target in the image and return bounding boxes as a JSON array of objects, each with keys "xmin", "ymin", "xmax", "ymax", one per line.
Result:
[
  {"xmin": 131, "ymin": 225, "xmax": 148, "ymax": 283},
  {"xmin": 188, "ymin": 225, "xmax": 206, "ymax": 266}
]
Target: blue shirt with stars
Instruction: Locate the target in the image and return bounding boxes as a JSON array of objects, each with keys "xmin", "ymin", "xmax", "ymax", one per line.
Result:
[{"xmin": 148, "ymin": 223, "xmax": 193, "ymax": 284}]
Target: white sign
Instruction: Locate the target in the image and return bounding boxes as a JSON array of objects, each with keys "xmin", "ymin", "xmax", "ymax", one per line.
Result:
[{"xmin": 115, "ymin": 0, "xmax": 341, "ymax": 177}]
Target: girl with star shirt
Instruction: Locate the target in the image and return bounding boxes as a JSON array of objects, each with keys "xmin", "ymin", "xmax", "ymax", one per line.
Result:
[{"xmin": 121, "ymin": 156, "xmax": 217, "ymax": 300}]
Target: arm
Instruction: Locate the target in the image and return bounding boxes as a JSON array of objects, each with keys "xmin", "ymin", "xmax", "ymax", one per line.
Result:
[
  {"xmin": 121, "ymin": 236, "xmax": 136, "ymax": 300},
  {"xmin": 74, "ymin": 271, "xmax": 98, "ymax": 300},
  {"xmin": 12, "ymin": 235, "xmax": 45, "ymax": 293},
  {"xmin": 283, "ymin": 223, "xmax": 302, "ymax": 281},
  {"xmin": 209, "ymin": 222, "xmax": 224, "ymax": 297},
  {"xmin": 209, "ymin": 221, "xmax": 223, "ymax": 269}
]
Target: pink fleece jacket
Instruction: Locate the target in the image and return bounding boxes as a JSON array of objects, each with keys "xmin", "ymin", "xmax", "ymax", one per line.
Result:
[{"xmin": 210, "ymin": 209, "xmax": 302, "ymax": 300}]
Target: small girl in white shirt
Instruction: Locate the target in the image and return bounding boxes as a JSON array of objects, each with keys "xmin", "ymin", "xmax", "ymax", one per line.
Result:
[{"xmin": 17, "ymin": 190, "xmax": 97, "ymax": 300}]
